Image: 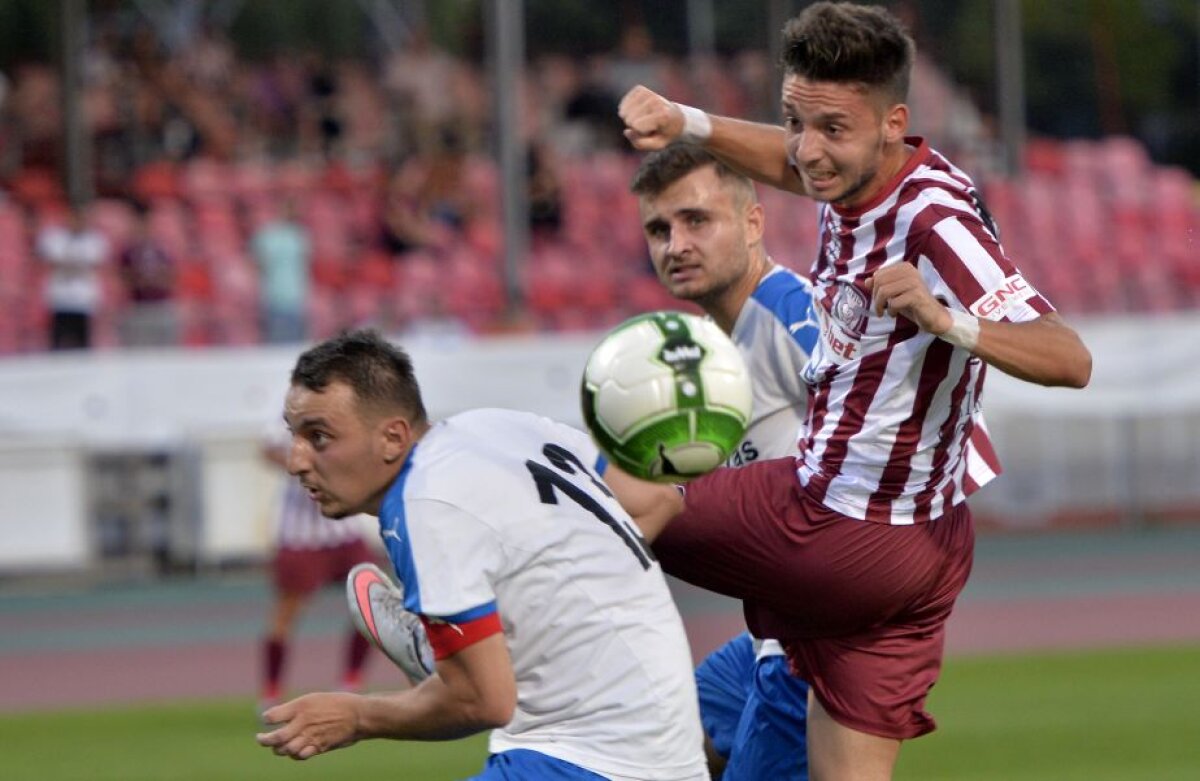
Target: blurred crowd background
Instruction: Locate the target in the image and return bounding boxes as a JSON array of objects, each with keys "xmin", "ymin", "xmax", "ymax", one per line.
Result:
[{"xmin": 0, "ymin": 0, "xmax": 1196, "ymax": 353}]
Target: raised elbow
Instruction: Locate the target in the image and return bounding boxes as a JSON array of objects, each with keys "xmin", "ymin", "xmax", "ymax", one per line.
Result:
[
  {"xmin": 1061, "ymin": 343, "xmax": 1093, "ymax": 388},
  {"xmin": 1041, "ymin": 317, "xmax": 1092, "ymax": 388}
]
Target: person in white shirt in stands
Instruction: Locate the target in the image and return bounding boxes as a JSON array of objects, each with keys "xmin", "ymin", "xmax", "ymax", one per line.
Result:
[
  {"xmin": 36, "ymin": 203, "xmax": 108, "ymax": 350},
  {"xmin": 257, "ymin": 329, "xmax": 708, "ymax": 781}
]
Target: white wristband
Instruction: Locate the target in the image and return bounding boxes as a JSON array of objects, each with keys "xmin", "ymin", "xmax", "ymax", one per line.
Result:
[
  {"xmin": 938, "ymin": 309, "xmax": 980, "ymax": 351},
  {"xmin": 677, "ymin": 103, "xmax": 712, "ymax": 144}
]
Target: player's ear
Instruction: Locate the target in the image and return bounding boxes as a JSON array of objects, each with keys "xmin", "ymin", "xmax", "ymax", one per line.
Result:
[
  {"xmin": 380, "ymin": 415, "xmax": 414, "ymax": 464},
  {"xmin": 744, "ymin": 200, "xmax": 765, "ymax": 246},
  {"xmin": 882, "ymin": 102, "xmax": 908, "ymax": 144}
]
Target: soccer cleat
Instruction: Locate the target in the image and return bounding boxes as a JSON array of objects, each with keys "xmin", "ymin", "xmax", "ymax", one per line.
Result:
[{"xmin": 346, "ymin": 563, "xmax": 435, "ymax": 684}]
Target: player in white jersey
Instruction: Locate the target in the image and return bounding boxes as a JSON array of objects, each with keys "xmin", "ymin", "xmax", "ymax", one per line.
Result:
[
  {"xmin": 257, "ymin": 330, "xmax": 708, "ymax": 781},
  {"xmin": 258, "ymin": 428, "xmax": 378, "ymax": 712},
  {"xmin": 631, "ymin": 143, "xmax": 815, "ymax": 781},
  {"xmin": 618, "ymin": 3, "xmax": 1092, "ymax": 779}
]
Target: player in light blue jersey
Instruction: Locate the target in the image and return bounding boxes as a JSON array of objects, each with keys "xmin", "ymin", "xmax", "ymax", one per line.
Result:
[
  {"xmin": 631, "ymin": 143, "xmax": 817, "ymax": 781},
  {"xmin": 257, "ymin": 330, "xmax": 708, "ymax": 781}
]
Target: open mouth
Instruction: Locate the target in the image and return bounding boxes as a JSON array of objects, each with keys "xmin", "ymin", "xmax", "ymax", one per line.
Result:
[
  {"xmin": 666, "ymin": 264, "xmax": 700, "ymax": 282},
  {"xmin": 806, "ymin": 171, "xmax": 837, "ymax": 187}
]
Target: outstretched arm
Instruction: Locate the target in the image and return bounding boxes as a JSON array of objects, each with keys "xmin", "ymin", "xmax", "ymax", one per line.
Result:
[
  {"xmin": 602, "ymin": 462, "xmax": 685, "ymax": 543},
  {"xmin": 256, "ymin": 632, "xmax": 515, "ymax": 759},
  {"xmin": 867, "ymin": 263, "xmax": 1092, "ymax": 388},
  {"xmin": 618, "ymin": 85, "xmax": 805, "ymax": 195}
]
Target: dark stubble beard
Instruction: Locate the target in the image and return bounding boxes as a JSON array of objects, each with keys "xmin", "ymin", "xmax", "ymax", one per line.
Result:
[{"xmin": 829, "ymin": 135, "xmax": 887, "ymax": 208}]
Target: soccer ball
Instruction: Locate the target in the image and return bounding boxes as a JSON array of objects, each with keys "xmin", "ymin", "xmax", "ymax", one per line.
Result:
[{"xmin": 581, "ymin": 311, "xmax": 752, "ymax": 482}]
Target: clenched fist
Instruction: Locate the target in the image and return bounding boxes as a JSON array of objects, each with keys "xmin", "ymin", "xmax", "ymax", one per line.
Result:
[
  {"xmin": 619, "ymin": 85, "xmax": 685, "ymax": 151},
  {"xmin": 866, "ymin": 263, "xmax": 953, "ymax": 335}
]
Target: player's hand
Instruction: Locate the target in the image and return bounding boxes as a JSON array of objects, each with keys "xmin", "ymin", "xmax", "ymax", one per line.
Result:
[
  {"xmin": 619, "ymin": 85, "xmax": 684, "ymax": 151},
  {"xmin": 865, "ymin": 263, "xmax": 953, "ymax": 335},
  {"xmin": 256, "ymin": 692, "xmax": 361, "ymax": 760}
]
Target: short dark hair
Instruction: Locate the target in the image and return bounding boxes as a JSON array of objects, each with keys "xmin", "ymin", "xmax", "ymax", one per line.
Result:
[
  {"xmin": 781, "ymin": 2, "xmax": 915, "ymax": 104},
  {"xmin": 630, "ymin": 143, "xmax": 756, "ymax": 205},
  {"xmin": 291, "ymin": 329, "xmax": 428, "ymax": 423}
]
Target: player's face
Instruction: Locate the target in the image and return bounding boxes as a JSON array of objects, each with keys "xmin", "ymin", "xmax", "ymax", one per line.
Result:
[
  {"xmin": 781, "ymin": 74, "xmax": 906, "ymax": 208},
  {"xmin": 283, "ymin": 381, "xmax": 396, "ymax": 519},
  {"xmin": 639, "ymin": 166, "xmax": 762, "ymax": 307}
]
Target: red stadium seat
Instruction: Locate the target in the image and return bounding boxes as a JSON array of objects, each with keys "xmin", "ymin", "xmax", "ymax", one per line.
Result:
[
  {"xmin": 1024, "ymin": 138, "xmax": 1067, "ymax": 177},
  {"xmin": 182, "ymin": 158, "xmax": 233, "ymax": 204},
  {"xmin": 9, "ymin": 167, "xmax": 64, "ymax": 207},
  {"xmin": 90, "ymin": 198, "xmax": 138, "ymax": 250},
  {"xmin": 132, "ymin": 160, "xmax": 182, "ymax": 203}
]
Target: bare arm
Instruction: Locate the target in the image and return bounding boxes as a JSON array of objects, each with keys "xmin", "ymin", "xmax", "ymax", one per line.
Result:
[
  {"xmin": 968, "ymin": 313, "xmax": 1090, "ymax": 387},
  {"xmin": 867, "ymin": 264, "xmax": 1092, "ymax": 388},
  {"xmin": 257, "ymin": 632, "xmax": 515, "ymax": 759},
  {"xmin": 618, "ymin": 85, "xmax": 805, "ymax": 194},
  {"xmin": 602, "ymin": 462, "xmax": 684, "ymax": 543}
]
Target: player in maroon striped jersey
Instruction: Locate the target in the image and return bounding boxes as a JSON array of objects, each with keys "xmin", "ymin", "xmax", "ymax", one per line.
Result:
[{"xmin": 619, "ymin": 3, "xmax": 1091, "ymax": 779}]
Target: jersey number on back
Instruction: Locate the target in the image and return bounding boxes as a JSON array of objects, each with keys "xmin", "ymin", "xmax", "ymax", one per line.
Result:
[{"xmin": 525, "ymin": 443, "xmax": 656, "ymax": 570}]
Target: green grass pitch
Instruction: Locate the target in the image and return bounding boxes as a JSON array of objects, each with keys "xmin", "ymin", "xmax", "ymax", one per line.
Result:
[{"xmin": 4, "ymin": 646, "xmax": 1197, "ymax": 780}]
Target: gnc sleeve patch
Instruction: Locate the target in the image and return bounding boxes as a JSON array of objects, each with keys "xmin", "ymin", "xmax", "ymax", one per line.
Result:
[{"xmin": 969, "ymin": 274, "xmax": 1037, "ymax": 320}]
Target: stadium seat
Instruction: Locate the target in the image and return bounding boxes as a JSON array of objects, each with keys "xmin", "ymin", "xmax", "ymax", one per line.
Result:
[
  {"xmin": 8, "ymin": 167, "xmax": 63, "ymax": 207},
  {"xmin": 230, "ymin": 159, "xmax": 275, "ymax": 202},
  {"xmin": 1024, "ymin": 138, "xmax": 1067, "ymax": 176},
  {"xmin": 308, "ymin": 288, "xmax": 344, "ymax": 340},
  {"xmin": 90, "ymin": 199, "xmax": 138, "ymax": 250},
  {"xmin": 441, "ymin": 248, "xmax": 506, "ymax": 327},
  {"xmin": 310, "ymin": 253, "xmax": 348, "ymax": 292},
  {"xmin": 182, "ymin": 158, "xmax": 233, "ymax": 204},
  {"xmin": 131, "ymin": 160, "xmax": 182, "ymax": 203},
  {"xmin": 625, "ymin": 273, "xmax": 681, "ymax": 316}
]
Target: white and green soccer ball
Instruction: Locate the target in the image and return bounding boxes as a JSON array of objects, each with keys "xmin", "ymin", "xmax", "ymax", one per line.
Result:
[{"xmin": 581, "ymin": 311, "xmax": 752, "ymax": 482}]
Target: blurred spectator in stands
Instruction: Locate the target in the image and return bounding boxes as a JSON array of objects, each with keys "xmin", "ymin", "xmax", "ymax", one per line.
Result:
[
  {"xmin": 179, "ymin": 23, "xmax": 235, "ymax": 92},
  {"xmin": 604, "ymin": 23, "xmax": 667, "ymax": 98},
  {"xmin": 562, "ymin": 58, "xmax": 624, "ymax": 152},
  {"xmin": 117, "ymin": 205, "xmax": 177, "ymax": 348},
  {"xmin": 907, "ymin": 51, "xmax": 996, "ymax": 176},
  {"xmin": 527, "ymin": 140, "xmax": 564, "ymax": 243},
  {"xmin": 329, "ymin": 60, "xmax": 392, "ymax": 162},
  {"xmin": 384, "ymin": 26, "xmax": 464, "ymax": 156},
  {"xmin": 251, "ymin": 198, "xmax": 311, "ymax": 344},
  {"xmin": 377, "ymin": 127, "xmax": 474, "ymax": 260},
  {"xmin": 131, "ymin": 26, "xmax": 237, "ymax": 162},
  {"xmin": 416, "ymin": 126, "xmax": 476, "ymax": 231},
  {"xmin": 299, "ymin": 54, "xmax": 342, "ymax": 161},
  {"xmin": 379, "ymin": 169, "xmax": 437, "ymax": 260},
  {"xmin": 8, "ymin": 63, "xmax": 60, "ymax": 170},
  {"xmin": 36, "ymin": 203, "xmax": 109, "ymax": 350}
]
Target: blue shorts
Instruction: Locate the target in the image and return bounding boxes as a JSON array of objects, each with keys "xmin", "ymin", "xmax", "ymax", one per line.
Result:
[
  {"xmin": 465, "ymin": 749, "xmax": 608, "ymax": 780},
  {"xmin": 695, "ymin": 632, "xmax": 810, "ymax": 781}
]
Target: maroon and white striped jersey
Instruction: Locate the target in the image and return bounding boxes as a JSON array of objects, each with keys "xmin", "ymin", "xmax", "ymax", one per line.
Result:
[
  {"xmin": 273, "ymin": 478, "xmax": 368, "ymax": 550},
  {"xmin": 796, "ymin": 138, "xmax": 1053, "ymax": 525}
]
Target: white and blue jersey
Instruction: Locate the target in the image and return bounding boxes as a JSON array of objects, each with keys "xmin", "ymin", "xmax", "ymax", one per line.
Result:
[
  {"xmin": 378, "ymin": 408, "xmax": 708, "ymax": 781},
  {"xmin": 726, "ymin": 264, "xmax": 818, "ymax": 470}
]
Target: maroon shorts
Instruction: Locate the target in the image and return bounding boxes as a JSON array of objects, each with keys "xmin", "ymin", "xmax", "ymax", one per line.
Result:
[
  {"xmin": 654, "ymin": 457, "xmax": 974, "ymax": 739},
  {"xmin": 273, "ymin": 539, "xmax": 378, "ymax": 596}
]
